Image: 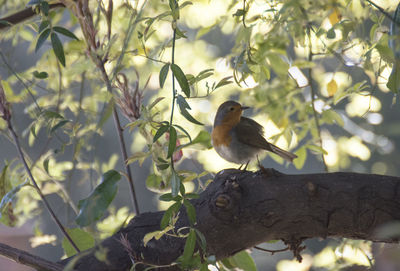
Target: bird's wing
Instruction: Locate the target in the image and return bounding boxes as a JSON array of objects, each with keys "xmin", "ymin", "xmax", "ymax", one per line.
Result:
[{"xmin": 234, "ymin": 117, "xmax": 273, "ymax": 151}]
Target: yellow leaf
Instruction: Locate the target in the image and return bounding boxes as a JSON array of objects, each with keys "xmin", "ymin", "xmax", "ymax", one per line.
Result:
[
  {"xmin": 329, "ymin": 8, "xmax": 341, "ymax": 25},
  {"xmin": 327, "ymin": 79, "xmax": 338, "ymax": 96}
]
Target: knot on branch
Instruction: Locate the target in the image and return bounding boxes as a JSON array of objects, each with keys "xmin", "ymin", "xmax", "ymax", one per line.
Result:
[
  {"xmin": 283, "ymin": 237, "xmax": 306, "ymax": 262},
  {"xmin": 210, "ymin": 170, "xmax": 246, "ymax": 222}
]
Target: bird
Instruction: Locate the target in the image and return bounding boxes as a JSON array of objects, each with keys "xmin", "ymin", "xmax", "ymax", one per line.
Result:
[{"xmin": 211, "ymin": 100, "xmax": 297, "ymax": 167}]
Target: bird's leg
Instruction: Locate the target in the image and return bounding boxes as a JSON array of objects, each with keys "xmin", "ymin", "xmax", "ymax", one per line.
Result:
[{"xmin": 238, "ymin": 160, "xmax": 250, "ymax": 171}]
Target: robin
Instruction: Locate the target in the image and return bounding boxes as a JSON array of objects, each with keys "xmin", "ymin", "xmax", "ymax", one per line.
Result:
[{"xmin": 211, "ymin": 100, "xmax": 297, "ymax": 166}]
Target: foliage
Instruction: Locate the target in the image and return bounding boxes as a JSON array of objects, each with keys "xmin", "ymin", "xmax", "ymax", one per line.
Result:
[{"xmin": 0, "ymin": 0, "xmax": 399, "ymax": 270}]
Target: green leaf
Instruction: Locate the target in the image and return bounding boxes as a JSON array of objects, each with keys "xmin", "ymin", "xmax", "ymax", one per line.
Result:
[
  {"xmin": 126, "ymin": 152, "xmax": 150, "ymax": 166},
  {"xmin": 153, "ymin": 124, "xmax": 169, "ymax": 143},
  {"xmin": 160, "ymin": 201, "xmax": 181, "ymax": 229},
  {"xmin": 190, "ymin": 130, "xmax": 212, "ymax": 149},
  {"xmin": 51, "ymin": 32, "xmax": 66, "ymax": 66},
  {"xmin": 62, "ymin": 228, "xmax": 95, "ymax": 257},
  {"xmin": 167, "ymin": 126, "xmax": 177, "ymax": 158},
  {"xmin": 229, "ymin": 250, "xmax": 257, "ymax": 271},
  {"xmin": 38, "ymin": 20, "xmax": 50, "ymax": 34},
  {"xmin": 75, "ymin": 170, "xmax": 121, "ymax": 226},
  {"xmin": 169, "ymin": 0, "xmax": 180, "ymax": 20},
  {"xmin": 40, "ymin": 1, "xmax": 49, "ymax": 16},
  {"xmin": 175, "ymin": 26, "xmax": 187, "ymax": 39},
  {"xmin": 326, "ymin": 28, "xmax": 336, "ymax": 39},
  {"xmin": 33, "ymin": 71, "xmax": 48, "ymax": 79},
  {"xmin": 41, "ymin": 110, "xmax": 64, "ymax": 119},
  {"xmin": 171, "ymin": 170, "xmax": 180, "ymax": 197},
  {"xmin": 97, "ymin": 101, "xmax": 114, "ymax": 128},
  {"xmin": 0, "ymin": 180, "xmax": 28, "ymax": 219},
  {"xmin": 184, "ymin": 193, "xmax": 199, "ymax": 199},
  {"xmin": 322, "ymin": 109, "xmax": 344, "ymax": 126},
  {"xmin": 53, "ymin": 26, "xmax": 79, "ymax": 40},
  {"xmin": 180, "ymin": 107, "xmax": 203, "ymax": 125},
  {"xmin": 181, "ymin": 229, "xmax": 196, "ymax": 268},
  {"xmin": 194, "ymin": 229, "xmax": 207, "ymax": 251},
  {"xmin": 43, "ymin": 158, "xmax": 50, "ymax": 174},
  {"xmin": 35, "ymin": 28, "xmax": 50, "ymax": 52},
  {"xmin": 27, "ymin": 0, "xmax": 40, "ymax": 6},
  {"xmin": 173, "ymin": 124, "xmax": 192, "ymax": 142},
  {"xmin": 159, "ymin": 193, "xmax": 182, "ymax": 202},
  {"xmin": 50, "ymin": 119, "xmax": 70, "ymax": 134},
  {"xmin": 171, "ymin": 64, "xmax": 190, "ymax": 97},
  {"xmin": 148, "ymin": 97, "xmax": 165, "ymax": 110},
  {"xmin": 306, "ymin": 144, "xmax": 328, "ymax": 155},
  {"xmin": 183, "ymin": 199, "xmax": 196, "ymax": 225},
  {"xmin": 156, "ymin": 163, "xmax": 170, "ymax": 170},
  {"xmin": 233, "ymin": 9, "xmax": 245, "ymax": 17},
  {"xmin": 146, "ymin": 174, "xmax": 165, "ymax": 193},
  {"xmin": 293, "ymin": 146, "xmax": 306, "ymax": 169},
  {"xmin": 214, "ymin": 76, "xmax": 233, "ymax": 90},
  {"xmin": 176, "ymin": 94, "xmax": 191, "ymax": 109},
  {"xmin": 159, "ymin": 63, "xmax": 170, "ymax": 88},
  {"xmin": 387, "ymin": 60, "xmax": 400, "ymax": 93}
]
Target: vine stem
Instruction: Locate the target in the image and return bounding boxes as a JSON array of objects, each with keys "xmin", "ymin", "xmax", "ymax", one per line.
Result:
[
  {"xmin": 98, "ymin": 63, "xmax": 140, "ymax": 214},
  {"xmin": 169, "ymin": 23, "xmax": 177, "ymax": 169},
  {"xmin": 306, "ymin": 27, "xmax": 329, "ymax": 172},
  {"xmin": 6, "ymin": 121, "xmax": 80, "ymax": 253}
]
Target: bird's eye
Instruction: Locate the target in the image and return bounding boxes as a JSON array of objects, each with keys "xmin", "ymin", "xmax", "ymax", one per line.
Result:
[{"xmin": 229, "ymin": 107, "xmax": 234, "ymax": 111}]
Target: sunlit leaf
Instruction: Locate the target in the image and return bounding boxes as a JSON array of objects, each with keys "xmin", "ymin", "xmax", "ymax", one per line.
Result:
[
  {"xmin": 62, "ymin": 228, "xmax": 95, "ymax": 257},
  {"xmin": 327, "ymin": 78, "xmax": 338, "ymax": 96},
  {"xmin": 229, "ymin": 250, "xmax": 257, "ymax": 271},
  {"xmin": 75, "ymin": 170, "xmax": 121, "ymax": 226},
  {"xmin": 293, "ymin": 147, "xmax": 307, "ymax": 169},
  {"xmin": 328, "ymin": 8, "xmax": 341, "ymax": 25},
  {"xmin": 146, "ymin": 174, "xmax": 165, "ymax": 192}
]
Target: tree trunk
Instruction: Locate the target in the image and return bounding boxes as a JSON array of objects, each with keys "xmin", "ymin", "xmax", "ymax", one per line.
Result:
[{"xmin": 61, "ymin": 169, "xmax": 400, "ymax": 270}]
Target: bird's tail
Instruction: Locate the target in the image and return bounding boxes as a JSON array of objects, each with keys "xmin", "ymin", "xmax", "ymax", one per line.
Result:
[{"xmin": 270, "ymin": 144, "xmax": 297, "ymax": 162}]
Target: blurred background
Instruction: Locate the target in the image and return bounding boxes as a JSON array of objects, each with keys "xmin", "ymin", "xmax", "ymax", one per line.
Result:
[{"xmin": 1, "ymin": 0, "xmax": 400, "ymax": 270}]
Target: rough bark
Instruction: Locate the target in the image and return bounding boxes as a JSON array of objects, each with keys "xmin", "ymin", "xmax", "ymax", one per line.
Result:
[{"xmin": 60, "ymin": 169, "xmax": 400, "ymax": 270}]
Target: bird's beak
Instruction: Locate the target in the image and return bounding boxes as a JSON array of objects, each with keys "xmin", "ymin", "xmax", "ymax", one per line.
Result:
[{"xmin": 241, "ymin": 106, "xmax": 250, "ymax": 110}]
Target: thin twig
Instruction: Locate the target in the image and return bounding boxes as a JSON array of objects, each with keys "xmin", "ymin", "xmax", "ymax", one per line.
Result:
[
  {"xmin": 0, "ymin": 242, "xmax": 64, "ymax": 271},
  {"xmin": 98, "ymin": 63, "xmax": 140, "ymax": 214},
  {"xmin": 306, "ymin": 27, "xmax": 329, "ymax": 172},
  {"xmin": 6, "ymin": 121, "xmax": 80, "ymax": 253},
  {"xmin": 254, "ymin": 245, "xmax": 290, "ymax": 254},
  {"xmin": 0, "ymin": 52, "xmax": 41, "ymax": 112},
  {"xmin": 169, "ymin": 24, "xmax": 177, "ymax": 170},
  {"xmin": 364, "ymin": 0, "xmax": 397, "ymax": 24}
]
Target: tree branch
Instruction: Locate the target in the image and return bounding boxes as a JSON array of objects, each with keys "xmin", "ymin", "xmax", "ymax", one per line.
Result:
[
  {"xmin": 0, "ymin": 3, "xmax": 66, "ymax": 30},
  {"xmin": 57, "ymin": 169, "xmax": 400, "ymax": 271},
  {"xmin": 0, "ymin": 242, "xmax": 64, "ymax": 271}
]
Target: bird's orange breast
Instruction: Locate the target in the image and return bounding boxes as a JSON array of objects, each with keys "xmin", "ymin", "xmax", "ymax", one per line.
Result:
[{"xmin": 211, "ymin": 125, "xmax": 232, "ymax": 147}]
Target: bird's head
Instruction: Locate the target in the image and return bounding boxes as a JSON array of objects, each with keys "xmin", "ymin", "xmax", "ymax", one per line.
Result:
[{"xmin": 213, "ymin": 100, "xmax": 249, "ymax": 127}]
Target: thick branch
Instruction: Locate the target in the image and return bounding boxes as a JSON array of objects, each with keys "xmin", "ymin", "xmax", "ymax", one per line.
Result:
[
  {"xmin": 0, "ymin": 242, "xmax": 64, "ymax": 271},
  {"xmin": 59, "ymin": 169, "xmax": 400, "ymax": 271},
  {"xmin": 0, "ymin": 3, "xmax": 65, "ymax": 30}
]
